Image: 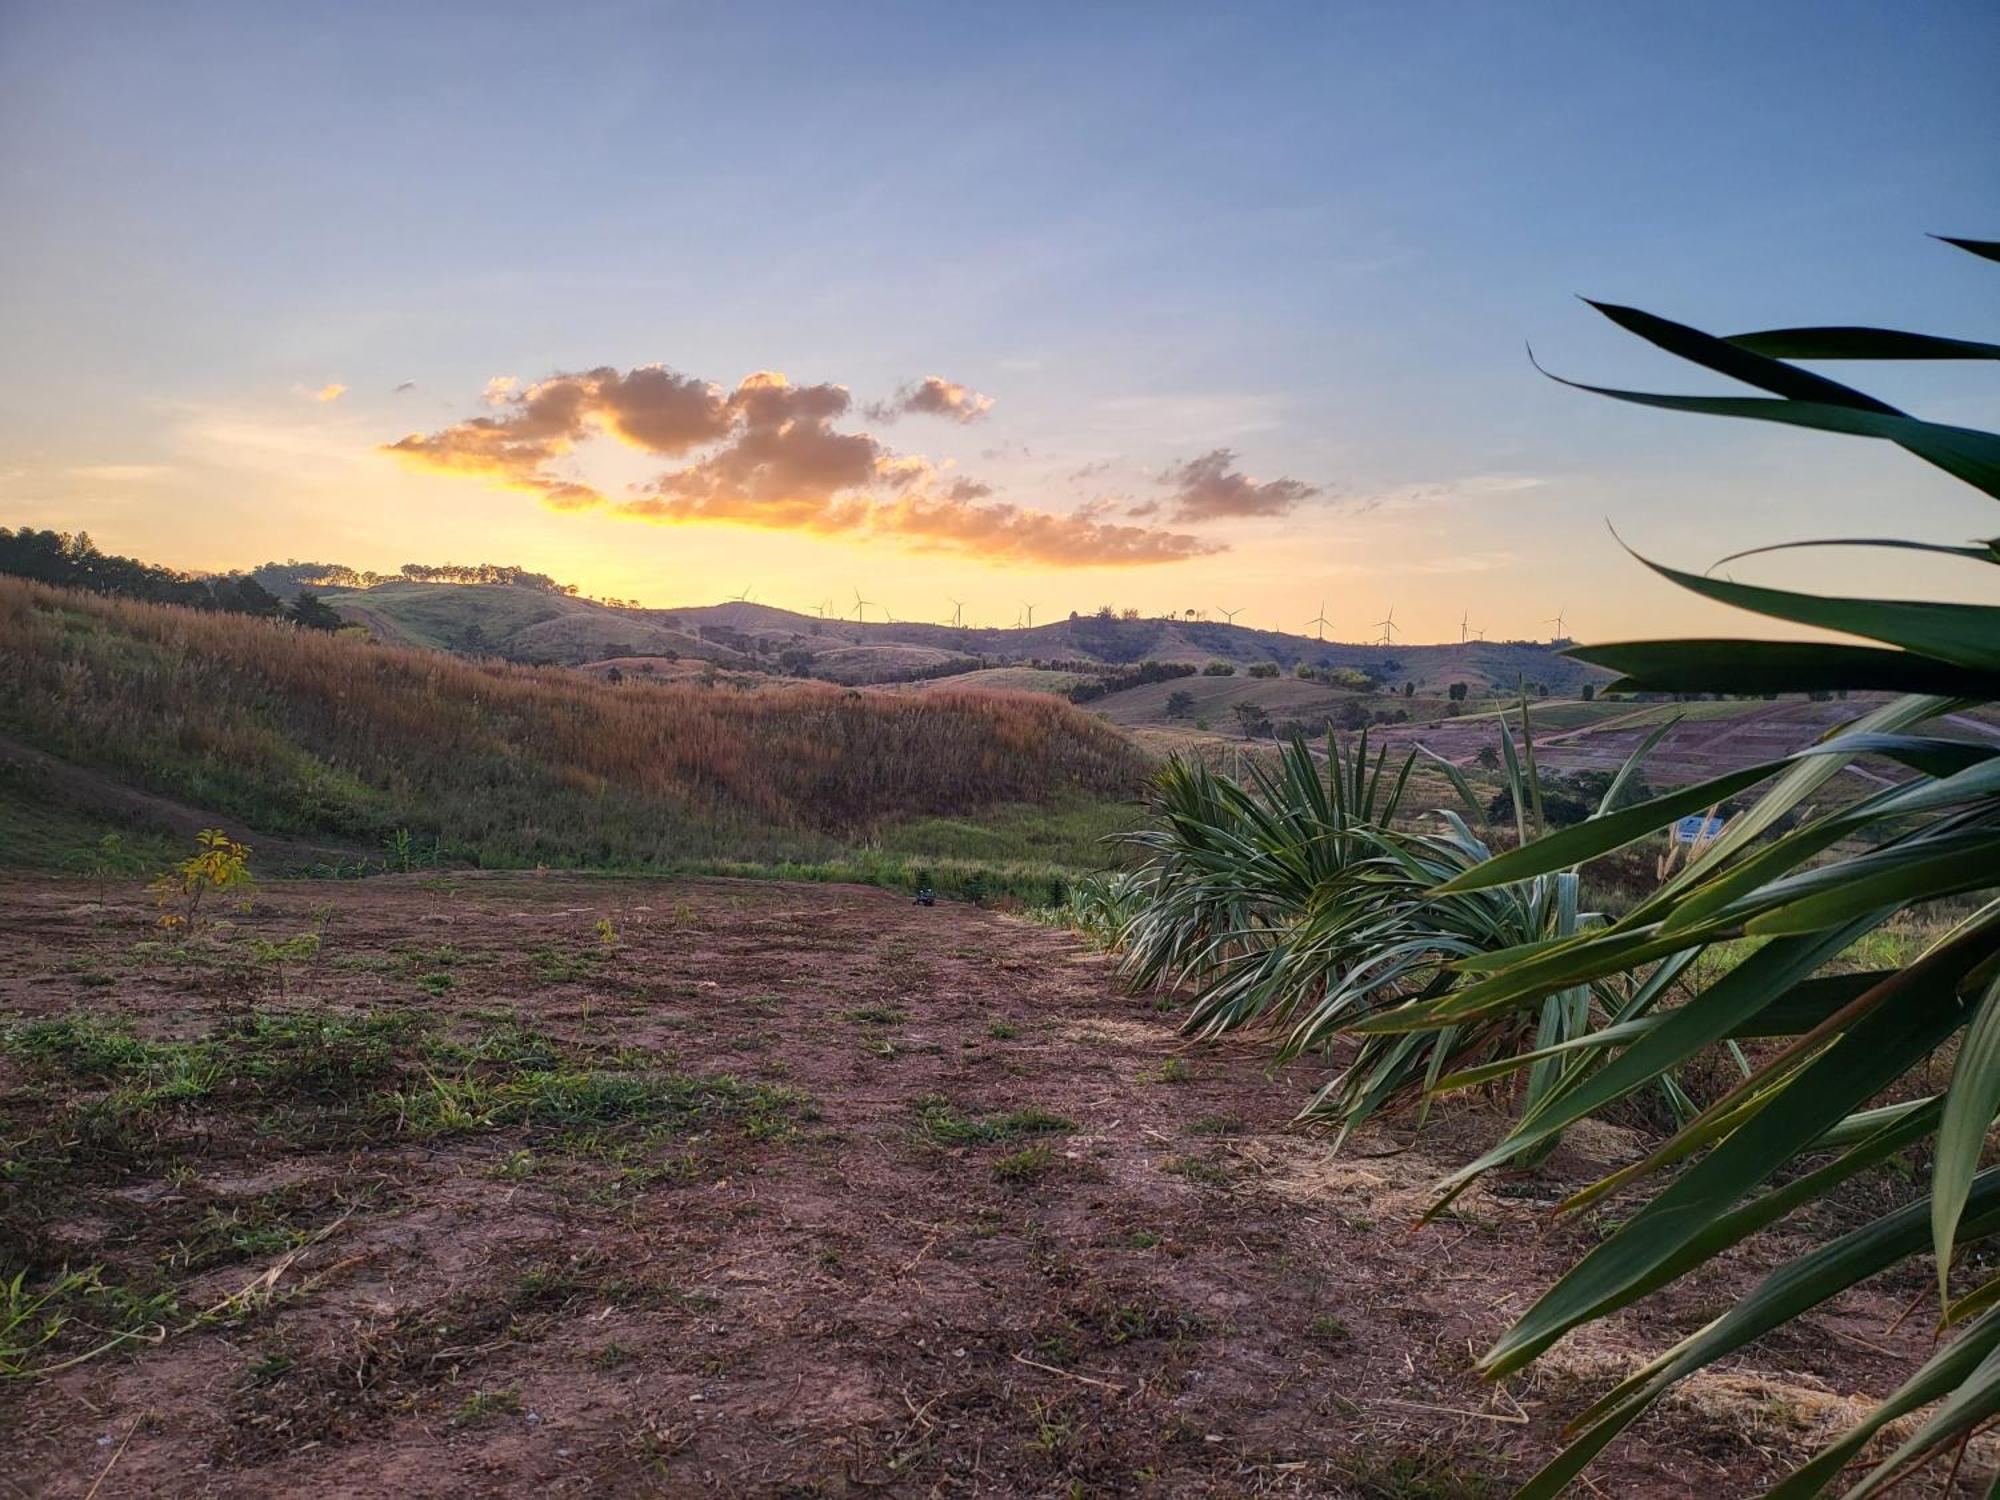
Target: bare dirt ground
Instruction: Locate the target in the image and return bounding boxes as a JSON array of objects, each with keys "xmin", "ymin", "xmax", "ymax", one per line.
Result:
[
  {"xmin": 1370, "ymin": 700, "xmax": 1884, "ymax": 786},
  {"xmin": 0, "ymin": 874, "xmax": 1973, "ymax": 1498}
]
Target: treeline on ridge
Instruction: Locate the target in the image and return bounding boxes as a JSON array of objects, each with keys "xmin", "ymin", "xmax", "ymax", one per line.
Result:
[
  {"xmin": 0, "ymin": 527, "xmax": 343, "ymax": 629},
  {"xmin": 247, "ymin": 559, "xmax": 581, "ymax": 598}
]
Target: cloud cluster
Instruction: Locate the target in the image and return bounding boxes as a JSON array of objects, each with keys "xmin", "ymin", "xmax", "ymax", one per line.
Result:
[
  {"xmin": 385, "ymin": 364, "xmax": 1218, "ymax": 567},
  {"xmin": 866, "ymin": 375, "xmax": 994, "ymax": 425},
  {"xmin": 1156, "ymin": 448, "xmax": 1318, "ymax": 521}
]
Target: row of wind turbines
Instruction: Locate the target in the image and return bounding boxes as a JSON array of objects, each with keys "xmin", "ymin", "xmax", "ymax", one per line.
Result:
[
  {"xmin": 720, "ymin": 585, "xmax": 1571, "ymax": 644},
  {"xmin": 1297, "ymin": 603, "xmax": 1567, "ymax": 645},
  {"xmin": 733, "ymin": 586, "xmax": 1042, "ymax": 628}
]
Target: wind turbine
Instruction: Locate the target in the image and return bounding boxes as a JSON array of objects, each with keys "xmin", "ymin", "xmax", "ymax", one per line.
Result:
[
  {"xmin": 1020, "ymin": 601, "xmax": 1036, "ymax": 629},
  {"xmin": 852, "ymin": 587, "xmax": 875, "ymax": 623},
  {"xmin": 1375, "ymin": 605, "xmax": 1398, "ymax": 646},
  {"xmin": 1218, "ymin": 606, "xmax": 1243, "ymax": 625},
  {"xmin": 1546, "ymin": 605, "xmax": 1569, "ymax": 642},
  {"xmin": 1304, "ymin": 602, "xmax": 1332, "ymax": 641},
  {"xmin": 949, "ymin": 598, "xmax": 966, "ymax": 628},
  {"xmin": 730, "ymin": 585, "xmax": 754, "ymax": 603},
  {"xmin": 1459, "ymin": 610, "xmax": 1470, "ymax": 645}
]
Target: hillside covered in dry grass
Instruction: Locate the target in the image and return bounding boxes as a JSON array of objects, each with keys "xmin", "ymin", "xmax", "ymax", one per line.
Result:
[{"xmin": 0, "ymin": 579, "xmax": 1149, "ymax": 871}]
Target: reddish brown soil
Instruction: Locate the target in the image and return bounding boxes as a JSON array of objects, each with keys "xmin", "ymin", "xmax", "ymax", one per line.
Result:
[{"xmin": 0, "ymin": 874, "xmax": 1970, "ymax": 1498}]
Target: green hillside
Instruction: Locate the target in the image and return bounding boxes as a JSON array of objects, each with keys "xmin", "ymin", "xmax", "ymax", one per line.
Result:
[{"xmin": 0, "ymin": 578, "xmax": 1149, "ymax": 887}]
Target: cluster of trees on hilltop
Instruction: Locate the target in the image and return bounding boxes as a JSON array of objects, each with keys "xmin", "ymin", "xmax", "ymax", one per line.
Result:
[
  {"xmin": 249, "ymin": 558, "xmax": 580, "ymax": 599},
  {"xmin": 1068, "ymin": 660, "xmax": 1198, "ymax": 703},
  {"xmin": 1, "ymin": 526, "xmax": 341, "ymax": 629}
]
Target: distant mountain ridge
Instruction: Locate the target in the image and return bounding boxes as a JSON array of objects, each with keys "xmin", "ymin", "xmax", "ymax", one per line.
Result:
[{"xmin": 310, "ymin": 580, "xmax": 1608, "ymax": 693}]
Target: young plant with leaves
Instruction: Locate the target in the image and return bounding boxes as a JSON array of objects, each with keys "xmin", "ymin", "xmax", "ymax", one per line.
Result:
[{"xmin": 148, "ymin": 829, "xmax": 254, "ymax": 937}]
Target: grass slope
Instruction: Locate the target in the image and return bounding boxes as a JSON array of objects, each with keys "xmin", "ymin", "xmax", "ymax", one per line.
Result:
[
  {"xmin": 317, "ymin": 582, "xmax": 756, "ymax": 668},
  {"xmin": 0, "ymin": 579, "xmax": 1148, "ymax": 881}
]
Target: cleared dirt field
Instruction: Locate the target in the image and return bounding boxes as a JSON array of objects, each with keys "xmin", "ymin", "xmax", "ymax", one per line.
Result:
[
  {"xmin": 0, "ymin": 875, "xmax": 1964, "ymax": 1497},
  {"xmin": 1368, "ymin": 697, "xmax": 1973, "ymax": 790}
]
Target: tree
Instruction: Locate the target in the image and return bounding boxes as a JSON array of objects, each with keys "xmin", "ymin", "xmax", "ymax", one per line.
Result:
[
  {"xmin": 1402, "ymin": 681, "xmax": 1415, "ymax": 698},
  {"xmin": 1202, "ymin": 661, "xmax": 1236, "ymax": 676},
  {"xmin": 210, "ymin": 574, "xmax": 284, "ymax": 618},
  {"xmin": 1475, "ymin": 743, "xmax": 1499, "ymax": 770},
  {"xmin": 1579, "ymin": 682, "xmax": 1595, "ymax": 701},
  {"xmin": 1232, "ymin": 701, "xmax": 1271, "ymax": 739},
  {"xmin": 1165, "ymin": 689, "xmax": 1195, "ymax": 719},
  {"xmin": 1447, "ymin": 681, "xmax": 1468, "ymax": 702},
  {"xmin": 1485, "ymin": 782, "xmax": 1590, "ymax": 829},
  {"xmin": 287, "ymin": 591, "xmax": 343, "ymax": 631}
]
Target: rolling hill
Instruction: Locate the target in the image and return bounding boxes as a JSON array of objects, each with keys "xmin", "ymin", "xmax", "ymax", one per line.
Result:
[
  {"xmin": 0, "ymin": 578, "xmax": 1149, "ymax": 876},
  {"xmin": 306, "ymin": 580, "xmax": 1605, "ymax": 693}
]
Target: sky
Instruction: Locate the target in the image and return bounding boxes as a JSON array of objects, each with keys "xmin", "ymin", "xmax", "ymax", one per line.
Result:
[{"xmin": 2, "ymin": 0, "xmax": 1995, "ymax": 644}]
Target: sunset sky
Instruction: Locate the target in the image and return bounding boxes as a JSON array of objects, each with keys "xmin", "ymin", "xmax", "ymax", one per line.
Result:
[{"xmin": 2, "ymin": 1, "xmax": 1994, "ymax": 643}]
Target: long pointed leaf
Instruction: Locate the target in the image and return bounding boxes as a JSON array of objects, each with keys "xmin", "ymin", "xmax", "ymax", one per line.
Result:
[
  {"xmin": 1483, "ymin": 918, "xmax": 2000, "ymax": 1376},
  {"xmin": 1570, "ymin": 639, "xmax": 2000, "ymax": 697},
  {"xmin": 1935, "ymin": 972, "xmax": 2000, "ymax": 1305},
  {"xmin": 1533, "ymin": 359, "xmax": 2000, "ymax": 500},
  {"xmin": 1584, "ymin": 299, "xmax": 1902, "ymax": 414},
  {"xmin": 1724, "ymin": 326, "xmax": 2000, "ymax": 361}
]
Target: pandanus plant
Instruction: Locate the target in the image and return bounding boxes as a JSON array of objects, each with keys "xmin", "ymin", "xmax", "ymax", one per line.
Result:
[
  {"xmin": 1080, "ymin": 231, "xmax": 2000, "ymax": 1493},
  {"xmin": 1356, "ymin": 231, "xmax": 2000, "ymax": 1496},
  {"xmin": 1106, "ymin": 718, "xmax": 1688, "ymax": 1150}
]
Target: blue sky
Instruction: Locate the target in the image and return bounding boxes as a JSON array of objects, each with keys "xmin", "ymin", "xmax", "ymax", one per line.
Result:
[{"xmin": 2, "ymin": 0, "xmax": 1994, "ymax": 640}]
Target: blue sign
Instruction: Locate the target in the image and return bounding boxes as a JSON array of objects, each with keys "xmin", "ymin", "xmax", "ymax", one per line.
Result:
[{"xmin": 1673, "ymin": 814, "xmax": 1726, "ymax": 844}]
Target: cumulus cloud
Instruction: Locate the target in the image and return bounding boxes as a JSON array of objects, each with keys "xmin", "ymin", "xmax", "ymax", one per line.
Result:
[
  {"xmin": 385, "ymin": 364, "xmax": 1218, "ymax": 567},
  {"xmin": 1159, "ymin": 448, "xmax": 1317, "ymax": 521},
  {"xmin": 313, "ymin": 383, "xmax": 348, "ymax": 403},
  {"xmin": 866, "ymin": 375, "xmax": 994, "ymax": 425}
]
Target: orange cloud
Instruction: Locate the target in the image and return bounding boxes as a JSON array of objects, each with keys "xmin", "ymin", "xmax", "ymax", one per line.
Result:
[
  {"xmin": 313, "ymin": 383, "xmax": 348, "ymax": 403},
  {"xmin": 1160, "ymin": 448, "xmax": 1317, "ymax": 520},
  {"xmin": 867, "ymin": 375, "xmax": 994, "ymax": 424},
  {"xmin": 385, "ymin": 363, "xmax": 1220, "ymax": 567}
]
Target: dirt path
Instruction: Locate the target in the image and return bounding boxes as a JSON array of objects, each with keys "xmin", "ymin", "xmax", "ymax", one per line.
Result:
[{"xmin": 0, "ymin": 875, "xmax": 1960, "ymax": 1497}]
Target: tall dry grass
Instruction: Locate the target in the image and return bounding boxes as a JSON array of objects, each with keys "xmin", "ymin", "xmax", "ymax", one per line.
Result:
[{"xmin": 0, "ymin": 578, "xmax": 1146, "ymax": 865}]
